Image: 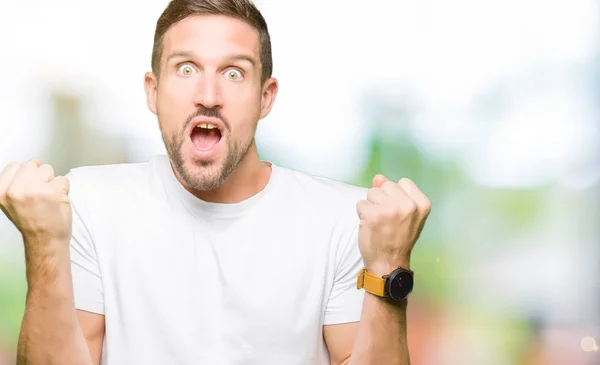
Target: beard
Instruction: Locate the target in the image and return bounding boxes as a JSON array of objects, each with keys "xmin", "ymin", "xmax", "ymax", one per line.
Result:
[{"xmin": 160, "ymin": 107, "xmax": 254, "ymax": 191}]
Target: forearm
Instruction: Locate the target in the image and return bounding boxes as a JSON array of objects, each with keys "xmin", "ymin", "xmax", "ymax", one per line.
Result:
[
  {"xmin": 348, "ymin": 293, "xmax": 410, "ymax": 365},
  {"xmin": 17, "ymin": 237, "xmax": 93, "ymax": 365},
  {"xmin": 349, "ymin": 259, "xmax": 412, "ymax": 365}
]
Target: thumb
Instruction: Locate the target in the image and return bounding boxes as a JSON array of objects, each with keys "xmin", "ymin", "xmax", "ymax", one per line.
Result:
[{"xmin": 372, "ymin": 174, "xmax": 389, "ymax": 188}]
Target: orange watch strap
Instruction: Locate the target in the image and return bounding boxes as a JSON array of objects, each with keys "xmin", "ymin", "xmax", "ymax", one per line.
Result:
[{"xmin": 356, "ymin": 268, "xmax": 386, "ymax": 297}]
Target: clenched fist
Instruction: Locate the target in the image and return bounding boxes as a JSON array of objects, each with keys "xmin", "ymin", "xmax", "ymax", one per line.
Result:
[
  {"xmin": 356, "ymin": 174, "xmax": 431, "ymax": 276},
  {"xmin": 0, "ymin": 160, "xmax": 72, "ymax": 243}
]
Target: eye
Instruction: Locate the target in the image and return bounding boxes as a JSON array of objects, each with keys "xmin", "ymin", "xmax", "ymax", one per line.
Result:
[
  {"xmin": 225, "ymin": 69, "xmax": 243, "ymax": 81},
  {"xmin": 177, "ymin": 64, "xmax": 196, "ymax": 76}
]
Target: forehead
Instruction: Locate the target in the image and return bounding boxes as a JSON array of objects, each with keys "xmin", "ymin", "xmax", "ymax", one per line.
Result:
[{"xmin": 162, "ymin": 14, "xmax": 260, "ymax": 62}]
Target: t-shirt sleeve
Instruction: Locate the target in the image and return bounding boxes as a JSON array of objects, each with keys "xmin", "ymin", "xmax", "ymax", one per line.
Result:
[
  {"xmin": 323, "ymin": 221, "xmax": 365, "ymax": 325},
  {"xmin": 66, "ymin": 171, "xmax": 104, "ymax": 315}
]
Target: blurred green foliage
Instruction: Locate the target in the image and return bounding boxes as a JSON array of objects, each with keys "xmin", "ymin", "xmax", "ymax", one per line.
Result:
[{"xmin": 0, "ymin": 264, "xmax": 26, "ymax": 351}]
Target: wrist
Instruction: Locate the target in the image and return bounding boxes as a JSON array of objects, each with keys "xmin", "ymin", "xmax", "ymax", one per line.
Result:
[
  {"xmin": 23, "ymin": 233, "xmax": 70, "ymax": 247},
  {"xmin": 23, "ymin": 229, "xmax": 71, "ymax": 243},
  {"xmin": 366, "ymin": 258, "xmax": 411, "ymax": 277},
  {"xmin": 23, "ymin": 246, "xmax": 72, "ymax": 288},
  {"xmin": 23, "ymin": 235, "xmax": 70, "ymax": 263},
  {"xmin": 358, "ymin": 263, "xmax": 414, "ymax": 305}
]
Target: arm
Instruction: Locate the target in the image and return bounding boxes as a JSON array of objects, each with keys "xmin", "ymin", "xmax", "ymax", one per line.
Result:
[
  {"xmin": 324, "ymin": 286, "xmax": 410, "ymax": 365},
  {"xmin": 0, "ymin": 161, "xmax": 104, "ymax": 365},
  {"xmin": 17, "ymin": 237, "xmax": 98, "ymax": 365},
  {"xmin": 78, "ymin": 310, "xmax": 105, "ymax": 365},
  {"xmin": 348, "ymin": 283, "xmax": 410, "ymax": 364},
  {"xmin": 325, "ymin": 175, "xmax": 430, "ymax": 365}
]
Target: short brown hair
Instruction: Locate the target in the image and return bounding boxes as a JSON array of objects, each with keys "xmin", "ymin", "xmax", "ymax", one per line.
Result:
[{"xmin": 151, "ymin": 0, "xmax": 272, "ymax": 83}]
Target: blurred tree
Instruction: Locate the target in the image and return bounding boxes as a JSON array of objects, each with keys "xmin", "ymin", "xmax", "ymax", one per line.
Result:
[{"xmin": 45, "ymin": 90, "xmax": 130, "ymax": 176}]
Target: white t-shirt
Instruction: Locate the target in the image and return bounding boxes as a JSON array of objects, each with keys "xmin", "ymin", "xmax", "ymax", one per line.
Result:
[{"xmin": 67, "ymin": 155, "xmax": 367, "ymax": 365}]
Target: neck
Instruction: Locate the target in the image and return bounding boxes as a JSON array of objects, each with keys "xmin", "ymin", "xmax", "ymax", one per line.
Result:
[{"xmin": 172, "ymin": 141, "xmax": 272, "ymax": 204}]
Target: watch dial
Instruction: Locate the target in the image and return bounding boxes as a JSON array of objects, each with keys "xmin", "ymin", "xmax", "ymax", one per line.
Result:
[{"xmin": 389, "ymin": 271, "xmax": 414, "ymax": 300}]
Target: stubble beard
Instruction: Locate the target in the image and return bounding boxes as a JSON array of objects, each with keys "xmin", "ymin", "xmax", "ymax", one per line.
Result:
[{"xmin": 161, "ymin": 118, "xmax": 255, "ymax": 192}]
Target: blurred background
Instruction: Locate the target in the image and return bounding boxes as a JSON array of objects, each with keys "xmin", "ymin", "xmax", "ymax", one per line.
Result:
[{"xmin": 0, "ymin": 0, "xmax": 599, "ymax": 364}]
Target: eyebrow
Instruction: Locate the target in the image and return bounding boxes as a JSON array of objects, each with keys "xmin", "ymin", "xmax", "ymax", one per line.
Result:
[{"xmin": 166, "ymin": 50, "xmax": 257, "ymax": 68}]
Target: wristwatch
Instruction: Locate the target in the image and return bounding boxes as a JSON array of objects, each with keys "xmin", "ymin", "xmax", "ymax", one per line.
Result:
[{"xmin": 356, "ymin": 267, "xmax": 414, "ymax": 303}]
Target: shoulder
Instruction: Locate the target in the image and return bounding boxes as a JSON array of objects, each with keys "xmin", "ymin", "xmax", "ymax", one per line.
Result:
[
  {"xmin": 276, "ymin": 164, "xmax": 367, "ymax": 199},
  {"xmin": 65, "ymin": 155, "xmax": 163, "ymax": 204},
  {"xmin": 67, "ymin": 158, "xmax": 154, "ymax": 184},
  {"xmin": 272, "ymin": 163, "xmax": 368, "ymax": 221}
]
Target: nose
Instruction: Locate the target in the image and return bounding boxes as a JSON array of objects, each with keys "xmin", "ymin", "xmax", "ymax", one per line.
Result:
[{"xmin": 193, "ymin": 72, "xmax": 223, "ymax": 109}]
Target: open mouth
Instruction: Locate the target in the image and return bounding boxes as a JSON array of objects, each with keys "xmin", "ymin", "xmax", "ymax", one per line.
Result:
[{"xmin": 191, "ymin": 123, "xmax": 222, "ymax": 151}]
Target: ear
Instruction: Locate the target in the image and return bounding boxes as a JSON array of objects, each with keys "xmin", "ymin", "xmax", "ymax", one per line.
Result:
[
  {"xmin": 144, "ymin": 71, "xmax": 158, "ymax": 115},
  {"xmin": 259, "ymin": 77, "xmax": 279, "ymax": 120}
]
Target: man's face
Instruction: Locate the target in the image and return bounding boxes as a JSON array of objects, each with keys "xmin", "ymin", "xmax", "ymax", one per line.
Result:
[{"xmin": 145, "ymin": 15, "xmax": 277, "ymax": 191}]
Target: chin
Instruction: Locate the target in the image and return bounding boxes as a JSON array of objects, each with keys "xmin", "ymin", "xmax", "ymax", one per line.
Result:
[
  {"xmin": 182, "ymin": 157, "xmax": 227, "ymax": 191},
  {"xmin": 168, "ymin": 132, "xmax": 248, "ymax": 192}
]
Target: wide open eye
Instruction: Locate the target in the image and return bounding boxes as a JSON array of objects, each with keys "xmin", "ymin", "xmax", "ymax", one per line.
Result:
[
  {"xmin": 178, "ymin": 64, "xmax": 197, "ymax": 76},
  {"xmin": 225, "ymin": 69, "xmax": 243, "ymax": 81}
]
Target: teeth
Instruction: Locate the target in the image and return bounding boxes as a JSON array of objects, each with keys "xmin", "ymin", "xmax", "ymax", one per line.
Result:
[{"xmin": 197, "ymin": 123, "xmax": 217, "ymax": 130}]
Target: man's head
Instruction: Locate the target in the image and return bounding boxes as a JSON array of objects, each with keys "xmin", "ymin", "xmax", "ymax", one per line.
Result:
[{"xmin": 144, "ymin": 0, "xmax": 278, "ymax": 191}]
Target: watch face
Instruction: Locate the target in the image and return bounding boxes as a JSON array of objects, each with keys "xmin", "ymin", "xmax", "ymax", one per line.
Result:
[{"xmin": 388, "ymin": 271, "xmax": 414, "ymax": 301}]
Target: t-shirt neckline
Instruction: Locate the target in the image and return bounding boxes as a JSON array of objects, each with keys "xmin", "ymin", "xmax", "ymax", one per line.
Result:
[{"xmin": 155, "ymin": 154, "xmax": 280, "ymax": 219}]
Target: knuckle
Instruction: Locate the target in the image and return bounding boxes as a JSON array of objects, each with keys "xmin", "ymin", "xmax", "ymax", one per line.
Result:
[
  {"xmin": 388, "ymin": 206, "xmax": 402, "ymax": 218},
  {"xmin": 366, "ymin": 189, "xmax": 376, "ymax": 201},
  {"xmin": 356, "ymin": 203, "xmax": 368, "ymax": 220},
  {"xmin": 6, "ymin": 188, "xmax": 23, "ymax": 202},
  {"xmin": 381, "ymin": 181, "xmax": 396, "ymax": 190},
  {"xmin": 409, "ymin": 203, "xmax": 419, "ymax": 213},
  {"xmin": 56, "ymin": 176, "xmax": 70, "ymax": 190},
  {"xmin": 41, "ymin": 164, "xmax": 56, "ymax": 179},
  {"xmin": 421, "ymin": 199, "xmax": 432, "ymax": 212},
  {"xmin": 398, "ymin": 178, "xmax": 416, "ymax": 190},
  {"xmin": 375, "ymin": 209, "xmax": 389, "ymax": 221},
  {"xmin": 402, "ymin": 202, "xmax": 418, "ymax": 214},
  {"xmin": 415, "ymin": 195, "xmax": 431, "ymax": 213}
]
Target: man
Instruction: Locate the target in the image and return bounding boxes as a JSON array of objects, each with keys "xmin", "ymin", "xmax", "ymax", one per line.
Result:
[{"xmin": 0, "ymin": 0, "xmax": 431, "ymax": 364}]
